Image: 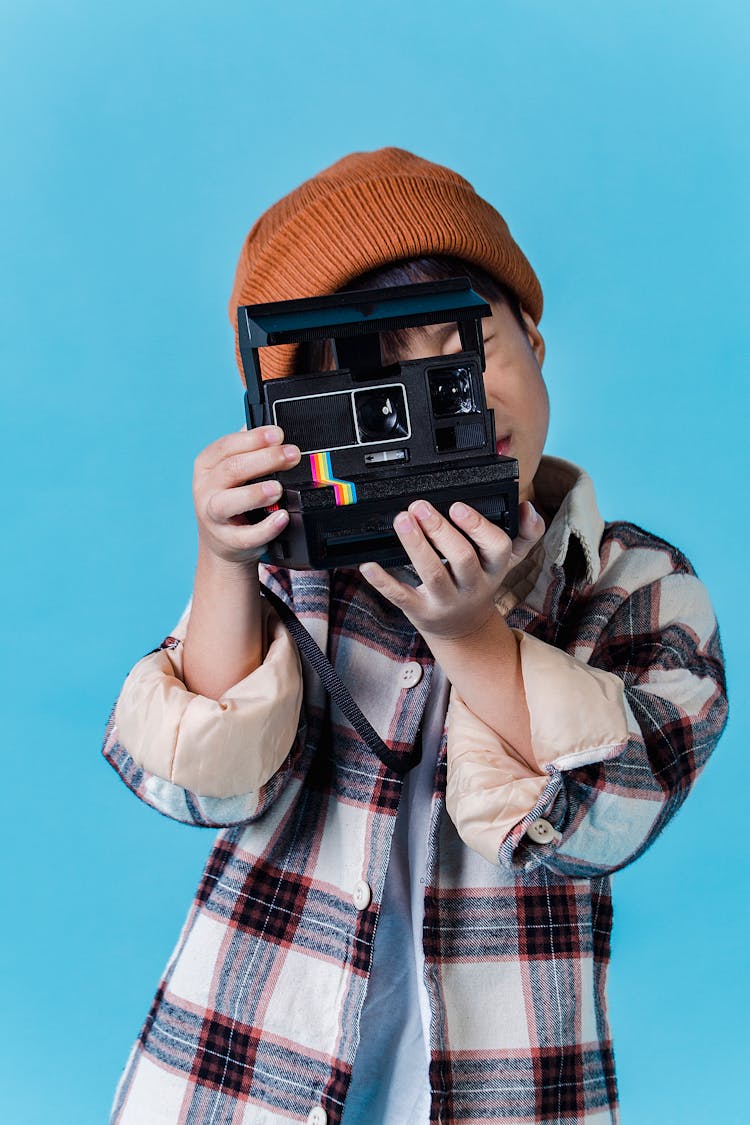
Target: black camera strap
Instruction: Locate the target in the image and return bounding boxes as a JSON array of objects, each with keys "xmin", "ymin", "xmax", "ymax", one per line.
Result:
[{"xmin": 260, "ymin": 585, "xmax": 422, "ymax": 777}]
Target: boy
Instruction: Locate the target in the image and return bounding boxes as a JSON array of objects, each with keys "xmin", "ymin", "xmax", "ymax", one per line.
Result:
[{"xmin": 104, "ymin": 147, "xmax": 728, "ymax": 1124}]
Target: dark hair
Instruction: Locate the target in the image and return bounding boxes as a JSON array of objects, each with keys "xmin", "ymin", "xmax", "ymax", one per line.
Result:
[{"xmin": 295, "ymin": 255, "xmax": 526, "ymax": 373}]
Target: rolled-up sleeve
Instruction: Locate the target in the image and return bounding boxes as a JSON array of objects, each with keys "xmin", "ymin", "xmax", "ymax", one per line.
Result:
[
  {"xmin": 103, "ymin": 597, "xmax": 305, "ymax": 826},
  {"xmin": 446, "ymin": 569, "xmax": 728, "ymax": 876}
]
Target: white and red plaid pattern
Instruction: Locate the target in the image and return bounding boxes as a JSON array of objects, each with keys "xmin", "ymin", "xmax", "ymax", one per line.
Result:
[{"xmin": 103, "ymin": 459, "xmax": 727, "ymax": 1124}]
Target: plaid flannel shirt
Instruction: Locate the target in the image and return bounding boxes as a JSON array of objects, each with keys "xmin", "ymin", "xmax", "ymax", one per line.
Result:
[{"xmin": 103, "ymin": 457, "xmax": 728, "ymax": 1124}]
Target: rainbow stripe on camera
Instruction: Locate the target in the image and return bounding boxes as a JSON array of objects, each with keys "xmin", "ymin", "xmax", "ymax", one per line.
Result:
[{"xmin": 310, "ymin": 451, "xmax": 358, "ymax": 506}]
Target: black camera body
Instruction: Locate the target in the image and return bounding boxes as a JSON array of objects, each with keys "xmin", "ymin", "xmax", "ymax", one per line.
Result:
[{"xmin": 238, "ymin": 277, "xmax": 518, "ymax": 569}]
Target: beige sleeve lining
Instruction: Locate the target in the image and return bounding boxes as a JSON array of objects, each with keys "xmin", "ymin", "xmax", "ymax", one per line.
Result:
[
  {"xmin": 446, "ymin": 630, "xmax": 628, "ymax": 865},
  {"xmin": 113, "ymin": 599, "xmax": 303, "ymax": 798}
]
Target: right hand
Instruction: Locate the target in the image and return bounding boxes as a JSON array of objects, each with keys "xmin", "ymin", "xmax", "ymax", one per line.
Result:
[{"xmin": 192, "ymin": 426, "xmax": 301, "ymax": 565}]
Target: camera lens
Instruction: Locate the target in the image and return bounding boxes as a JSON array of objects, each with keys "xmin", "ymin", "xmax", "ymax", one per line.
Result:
[
  {"xmin": 354, "ymin": 386, "xmax": 409, "ymax": 442},
  {"xmin": 428, "ymin": 366, "xmax": 476, "ymax": 418}
]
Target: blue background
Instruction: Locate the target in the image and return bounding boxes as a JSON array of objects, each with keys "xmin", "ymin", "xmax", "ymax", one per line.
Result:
[{"xmin": 1, "ymin": 1, "xmax": 747, "ymax": 1121}]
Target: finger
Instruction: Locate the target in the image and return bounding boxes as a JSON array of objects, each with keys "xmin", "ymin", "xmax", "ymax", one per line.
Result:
[
  {"xmin": 393, "ymin": 510, "xmax": 457, "ymax": 593},
  {"xmin": 406, "ymin": 501, "xmax": 488, "ymax": 587},
  {"xmin": 448, "ymin": 499, "xmax": 544, "ymax": 573},
  {"xmin": 358, "ymin": 560, "xmax": 420, "ymax": 614},
  {"xmin": 518, "ymin": 500, "xmax": 545, "ymax": 534},
  {"xmin": 206, "ymin": 478, "xmax": 284, "ymax": 523},
  {"xmin": 196, "ymin": 426, "xmax": 289, "ymax": 472},
  {"xmin": 510, "ymin": 501, "xmax": 546, "ymax": 565},
  {"xmin": 215, "ymin": 442, "xmax": 301, "ymax": 488},
  {"xmin": 444, "ymin": 502, "xmax": 513, "ymax": 577},
  {"xmin": 221, "ymin": 507, "xmax": 289, "ymax": 551}
]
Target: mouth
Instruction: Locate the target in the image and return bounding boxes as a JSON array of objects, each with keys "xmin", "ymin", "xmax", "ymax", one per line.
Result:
[{"xmin": 495, "ymin": 433, "xmax": 512, "ymax": 456}]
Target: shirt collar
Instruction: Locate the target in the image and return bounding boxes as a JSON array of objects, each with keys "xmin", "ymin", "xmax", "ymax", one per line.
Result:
[{"xmin": 533, "ymin": 456, "xmax": 604, "ymax": 584}]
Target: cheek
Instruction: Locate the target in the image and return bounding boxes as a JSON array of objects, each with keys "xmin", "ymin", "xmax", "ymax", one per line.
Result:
[
  {"xmin": 484, "ymin": 363, "xmax": 549, "ymax": 429},
  {"xmin": 524, "ymin": 389, "xmax": 550, "ymax": 467},
  {"xmin": 532, "ymin": 376, "xmax": 551, "ymax": 438}
]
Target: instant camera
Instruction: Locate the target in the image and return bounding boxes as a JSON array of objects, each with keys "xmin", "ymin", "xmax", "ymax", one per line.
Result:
[{"xmin": 237, "ymin": 277, "xmax": 519, "ymax": 569}]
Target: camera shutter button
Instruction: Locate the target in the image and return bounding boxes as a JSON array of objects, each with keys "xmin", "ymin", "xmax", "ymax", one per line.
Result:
[{"xmin": 400, "ymin": 662, "xmax": 423, "ymax": 688}]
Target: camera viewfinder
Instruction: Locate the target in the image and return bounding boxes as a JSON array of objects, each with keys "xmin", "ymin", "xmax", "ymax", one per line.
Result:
[{"xmin": 428, "ymin": 366, "xmax": 476, "ymax": 418}]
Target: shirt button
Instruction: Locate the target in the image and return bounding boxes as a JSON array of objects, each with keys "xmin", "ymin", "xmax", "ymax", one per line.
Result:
[
  {"xmin": 307, "ymin": 1108, "xmax": 327, "ymax": 1125},
  {"xmin": 352, "ymin": 880, "xmax": 372, "ymax": 910},
  {"xmin": 400, "ymin": 661, "xmax": 423, "ymax": 687},
  {"xmin": 525, "ymin": 817, "xmax": 559, "ymax": 845}
]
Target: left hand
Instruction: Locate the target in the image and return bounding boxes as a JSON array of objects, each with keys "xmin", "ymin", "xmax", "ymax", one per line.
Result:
[{"xmin": 359, "ymin": 498, "xmax": 545, "ymax": 642}]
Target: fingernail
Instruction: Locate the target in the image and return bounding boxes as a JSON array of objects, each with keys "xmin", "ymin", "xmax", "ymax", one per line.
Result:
[
  {"xmin": 282, "ymin": 444, "xmax": 299, "ymax": 461},
  {"xmin": 451, "ymin": 502, "xmax": 469, "ymax": 519},
  {"xmin": 262, "ymin": 480, "xmax": 282, "ymax": 498},
  {"xmin": 528, "ymin": 502, "xmax": 540, "ymax": 524},
  {"xmin": 411, "ymin": 500, "xmax": 431, "ymax": 520},
  {"xmin": 360, "ymin": 563, "xmax": 377, "ymax": 579},
  {"xmin": 264, "ymin": 426, "xmax": 283, "ymax": 443},
  {"xmin": 394, "ymin": 512, "xmax": 416, "ymax": 534}
]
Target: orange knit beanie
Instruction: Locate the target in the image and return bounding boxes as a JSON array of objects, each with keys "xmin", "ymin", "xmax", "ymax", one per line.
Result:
[{"xmin": 228, "ymin": 146, "xmax": 543, "ymax": 382}]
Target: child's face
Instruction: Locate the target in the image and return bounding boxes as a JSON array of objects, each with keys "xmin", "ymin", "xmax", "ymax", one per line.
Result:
[{"xmin": 394, "ymin": 300, "xmax": 550, "ymax": 506}]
